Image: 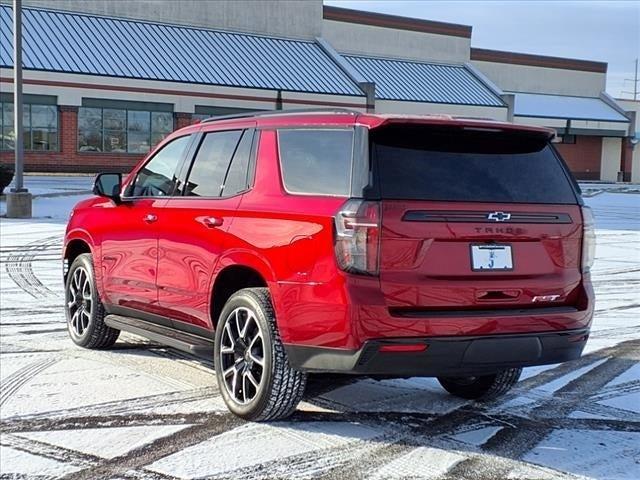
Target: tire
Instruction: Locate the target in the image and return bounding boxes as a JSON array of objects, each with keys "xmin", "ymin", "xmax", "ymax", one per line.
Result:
[
  {"xmin": 65, "ymin": 253, "xmax": 120, "ymax": 349},
  {"xmin": 214, "ymin": 287, "xmax": 307, "ymax": 421},
  {"xmin": 437, "ymin": 368, "xmax": 522, "ymax": 400}
]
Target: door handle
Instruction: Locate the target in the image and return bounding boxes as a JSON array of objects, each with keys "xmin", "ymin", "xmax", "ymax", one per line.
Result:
[
  {"xmin": 201, "ymin": 216, "xmax": 224, "ymax": 228},
  {"xmin": 143, "ymin": 213, "xmax": 158, "ymax": 224}
]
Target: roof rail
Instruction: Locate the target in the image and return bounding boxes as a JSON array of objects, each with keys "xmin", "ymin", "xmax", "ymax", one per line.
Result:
[{"xmin": 199, "ymin": 107, "xmax": 360, "ymax": 124}]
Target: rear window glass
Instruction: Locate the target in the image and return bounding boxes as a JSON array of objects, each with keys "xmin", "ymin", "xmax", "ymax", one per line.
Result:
[
  {"xmin": 278, "ymin": 129, "xmax": 353, "ymax": 196},
  {"xmin": 372, "ymin": 126, "xmax": 577, "ymax": 204}
]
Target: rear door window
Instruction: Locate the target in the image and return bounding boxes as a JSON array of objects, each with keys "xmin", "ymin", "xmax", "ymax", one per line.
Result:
[
  {"xmin": 278, "ymin": 129, "xmax": 354, "ymax": 196},
  {"xmin": 184, "ymin": 130, "xmax": 242, "ymax": 197},
  {"xmin": 221, "ymin": 129, "xmax": 255, "ymax": 197},
  {"xmin": 372, "ymin": 125, "xmax": 577, "ymax": 204}
]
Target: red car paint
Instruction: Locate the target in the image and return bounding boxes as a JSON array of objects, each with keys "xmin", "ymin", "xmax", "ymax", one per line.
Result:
[{"xmin": 64, "ymin": 112, "xmax": 594, "ymax": 366}]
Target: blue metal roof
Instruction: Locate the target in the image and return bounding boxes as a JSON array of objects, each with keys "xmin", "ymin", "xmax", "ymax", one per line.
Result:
[
  {"xmin": 513, "ymin": 93, "xmax": 629, "ymax": 122},
  {"xmin": 0, "ymin": 5, "xmax": 363, "ymax": 96},
  {"xmin": 345, "ymin": 55, "xmax": 504, "ymax": 106}
]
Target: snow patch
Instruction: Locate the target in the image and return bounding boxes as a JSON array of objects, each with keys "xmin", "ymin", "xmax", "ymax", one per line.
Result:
[
  {"xmin": 0, "ymin": 445, "xmax": 81, "ymax": 477},
  {"xmin": 524, "ymin": 429, "xmax": 640, "ymax": 480},
  {"xmin": 371, "ymin": 446, "xmax": 465, "ymax": 479},
  {"xmin": 148, "ymin": 422, "xmax": 380, "ymax": 478},
  {"xmin": 18, "ymin": 425, "xmax": 191, "ymax": 459}
]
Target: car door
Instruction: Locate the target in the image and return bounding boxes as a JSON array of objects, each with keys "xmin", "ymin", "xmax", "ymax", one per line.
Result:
[
  {"xmin": 100, "ymin": 134, "xmax": 193, "ymax": 314},
  {"xmin": 155, "ymin": 128, "xmax": 256, "ymax": 333}
]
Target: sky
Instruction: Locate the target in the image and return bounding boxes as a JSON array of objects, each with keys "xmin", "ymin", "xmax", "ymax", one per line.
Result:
[{"xmin": 324, "ymin": 1, "xmax": 640, "ymax": 99}]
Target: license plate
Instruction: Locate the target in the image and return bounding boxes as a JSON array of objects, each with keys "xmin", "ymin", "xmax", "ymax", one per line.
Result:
[{"xmin": 471, "ymin": 244, "xmax": 513, "ymax": 271}]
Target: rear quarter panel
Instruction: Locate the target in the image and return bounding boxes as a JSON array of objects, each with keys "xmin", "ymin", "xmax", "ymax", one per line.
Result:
[{"xmin": 222, "ymin": 129, "xmax": 350, "ymax": 345}]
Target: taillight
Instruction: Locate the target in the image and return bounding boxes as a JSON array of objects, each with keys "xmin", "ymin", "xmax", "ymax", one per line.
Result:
[
  {"xmin": 334, "ymin": 199, "xmax": 381, "ymax": 275},
  {"xmin": 581, "ymin": 206, "xmax": 596, "ymax": 273}
]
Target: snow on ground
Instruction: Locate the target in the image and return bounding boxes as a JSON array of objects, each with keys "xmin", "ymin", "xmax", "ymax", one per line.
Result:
[
  {"xmin": 3, "ymin": 175, "xmax": 93, "ymax": 197},
  {"xmin": 0, "ymin": 180, "xmax": 639, "ymax": 479}
]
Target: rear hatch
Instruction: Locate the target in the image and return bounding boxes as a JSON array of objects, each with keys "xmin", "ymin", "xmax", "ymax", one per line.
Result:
[{"xmin": 370, "ymin": 123, "xmax": 584, "ymax": 314}]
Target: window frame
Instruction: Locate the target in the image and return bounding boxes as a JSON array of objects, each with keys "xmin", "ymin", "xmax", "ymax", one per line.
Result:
[
  {"xmin": 77, "ymin": 106, "xmax": 174, "ymax": 155},
  {"xmin": 121, "ymin": 134, "xmax": 196, "ymax": 200},
  {"xmin": 276, "ymin": 127, "xmax": 356, "ymax": 198},
  {"xmin": 0, "ymin": 101, "xmax": 59, "ymax": 152},
  {"xmin": 177, "ymin": 127, "xmax": 258, "ymax": 200}
]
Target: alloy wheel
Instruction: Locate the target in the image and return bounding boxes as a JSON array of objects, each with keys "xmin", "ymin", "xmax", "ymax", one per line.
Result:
[
  {"xmin": 67, "ymin": 266, "xmax": 92, "ymax": 337},
  {"xmin": 219, "ymin": 307, "xmax": 265, "ymax": 404}
]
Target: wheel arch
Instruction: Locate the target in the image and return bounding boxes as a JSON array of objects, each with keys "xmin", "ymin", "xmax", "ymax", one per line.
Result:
[
  {"xmin": 63, "ymin": 235, "xmax": 93, "ymax": 279},
  {"xmin": 63, "ymin": 230, "xmax": 104, "ymax": 298},
  {"xmin": 210, "ymin": 251, "xmax": 276, "ymax": 329}
]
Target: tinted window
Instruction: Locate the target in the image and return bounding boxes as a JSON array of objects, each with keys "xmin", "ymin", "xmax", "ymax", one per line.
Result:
[
  {"xmin": 278, "ymin": 129, "xmax": 353, "ymax": 196},
  {"xmin": 130, "ymin": 135, "xmax": 191, "ymax": 197},
  {"xmin": 78, "ymin": 107, "xmax": 173, "ymax": 153},
  {"xmin": 373, "ymin": 126, "xmax": 577, "ymax": 204},
  {"xmin": 1, "ymin": 102, "xmax": 58, "ymax": 151},
  {"xmin": 222, "ymin": 130, "xmax": 254, "ymax": 197},
  {"xmin": 184, "ymin": 130, "xmax": 242, "ymax": 197}
]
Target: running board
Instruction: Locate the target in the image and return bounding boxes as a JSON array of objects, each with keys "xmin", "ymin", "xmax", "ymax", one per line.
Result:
[{"xmin": 104, "ymin": 314, "xmax": 214, "ymax": 358}]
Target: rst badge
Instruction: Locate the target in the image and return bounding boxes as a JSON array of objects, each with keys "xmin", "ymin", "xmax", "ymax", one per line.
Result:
[{"xmin": 532, "ymin": 295, "xmax": 562, "ymax": 302}]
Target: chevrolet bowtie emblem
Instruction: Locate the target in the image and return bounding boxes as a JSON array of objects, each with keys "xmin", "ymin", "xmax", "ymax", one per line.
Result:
[{"xmin": 487, "ymin": 211, "xmax": 511, "ymax": 222}]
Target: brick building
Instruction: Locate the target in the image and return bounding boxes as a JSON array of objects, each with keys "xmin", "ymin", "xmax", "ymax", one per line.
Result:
[{"xmin": 0, "ymin": 1, "xmax": 635, "ymax": 180}]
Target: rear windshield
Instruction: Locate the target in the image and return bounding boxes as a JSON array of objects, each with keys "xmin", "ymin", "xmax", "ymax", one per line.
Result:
[{"xmin": 372, "ymin": 125, "xmax": 577, "ymax": 204}]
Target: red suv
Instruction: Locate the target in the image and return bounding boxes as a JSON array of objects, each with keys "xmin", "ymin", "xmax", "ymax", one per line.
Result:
[{"xmin": 64, "ymin": 110, "xmax": 595, "ymax": 420}]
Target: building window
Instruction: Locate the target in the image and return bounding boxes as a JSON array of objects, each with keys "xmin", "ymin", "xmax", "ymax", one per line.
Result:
[
  {"xmin": 78, "ymin": 107, "xmax": 173, "ymax": 154},
  {"xmin": 0, "ymin": 102, "xmax": 59, "ymax": 151}
]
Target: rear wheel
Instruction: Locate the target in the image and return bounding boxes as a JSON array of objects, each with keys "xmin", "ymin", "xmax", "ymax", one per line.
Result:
[
  {"xmin": 437, "ymin": 368, "xmax": 522, "ymax": 400},
  {"xmin": 65, "ymin": 253, "xmax": 120, "ymax": 349},
  {"xmin": 214, "ymin": 288, "xmax": 307, "ymax": 421}
]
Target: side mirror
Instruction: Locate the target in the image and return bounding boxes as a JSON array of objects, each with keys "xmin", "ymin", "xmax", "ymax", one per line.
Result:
[{"xmin": 93, "ymin": 173, "xmax": 122, "ymax": 203}]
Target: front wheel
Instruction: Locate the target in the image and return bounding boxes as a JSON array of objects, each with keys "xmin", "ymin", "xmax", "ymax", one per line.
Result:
[
  {"xmin": 214, "ymin": 288, "xmax": 307, "ymax": 421},
  {"xmin": 437, "ymin": 368, "xmax": 522, "ymax": 400},
  {"xmin": 65, "ymin": 253, "xmax": 120, "ymax": 349}
]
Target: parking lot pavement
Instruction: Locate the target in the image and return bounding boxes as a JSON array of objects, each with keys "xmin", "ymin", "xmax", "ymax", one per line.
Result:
[{"xmin": 0, "ymin": 191, "xmax": 638, "ymax": 480}]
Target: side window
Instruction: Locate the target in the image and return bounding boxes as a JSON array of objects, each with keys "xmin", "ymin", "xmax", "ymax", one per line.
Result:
[
  {"xmin": 184, "ymin": 130, "xmax": 242, "ymax": 197},
  {"xmin": 278, "ymin": 129, "xmax": 354, "ymax": 196},
  {"xmin": 129, "ymin": 135, "xmax": 191, "ymax": 197},
  {"xmin": 221, "ymin": 129, "xmax": 254, "ymax": 197}
]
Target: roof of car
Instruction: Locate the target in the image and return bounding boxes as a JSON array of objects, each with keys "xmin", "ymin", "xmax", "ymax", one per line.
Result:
[{"xmin": 194, "ymin": 109, "xmax": 556, "ymax": 137}]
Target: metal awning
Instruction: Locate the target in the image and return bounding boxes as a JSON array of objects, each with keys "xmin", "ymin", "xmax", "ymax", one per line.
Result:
[
  {"xmin": 0, "ymin": 5, "xmax": 363, "ymax": 96},
  {"xmin": 512, "ymin": 92, "xmax": 629, "ymax": 123},
  {"xmin": 344, "ymin": 55, "xmax": 505, "ymax": 107}
]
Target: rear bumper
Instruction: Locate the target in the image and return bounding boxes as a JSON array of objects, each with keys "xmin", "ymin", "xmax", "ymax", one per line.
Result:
[{"xmin": 284, "ymin": 328, "xmax": 589, "ymax": 376}]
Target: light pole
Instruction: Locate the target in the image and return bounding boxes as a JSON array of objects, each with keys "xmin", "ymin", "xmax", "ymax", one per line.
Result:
[{"xmin": 6, "ymin": 0, "xmax": 32, "ymax": 218}]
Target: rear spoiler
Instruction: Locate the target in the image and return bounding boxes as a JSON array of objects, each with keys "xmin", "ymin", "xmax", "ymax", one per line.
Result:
[{"xmin": 366, "ymin": 116, "xmax": 555, "ymax": 139}]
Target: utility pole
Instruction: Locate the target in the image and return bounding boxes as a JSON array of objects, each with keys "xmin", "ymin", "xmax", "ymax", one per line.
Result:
[
  {"xmin": 621, "ymin": 58, "xmax": 639, "ymax": 100},
  {"xmin": 6, "ymin": 0, "xmax": 32, "ymax": 218}
]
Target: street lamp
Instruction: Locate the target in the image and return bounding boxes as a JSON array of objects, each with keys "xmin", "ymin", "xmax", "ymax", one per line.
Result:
[{"xmin": 6, "ymin": 0, "xmax": 32, "ymax": 218}]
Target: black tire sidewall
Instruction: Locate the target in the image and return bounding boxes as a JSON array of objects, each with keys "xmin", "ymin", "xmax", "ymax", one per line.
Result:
[
  {"xmin": 438, "ymin": 368, "xmax": 521, "ymax": 400},
  {"xmin": 65, "ymin": 254, "xmax": 102, "ymax": 347},
  {"xmin": 214, "ymin": 290, "xmax": 275, "ymax": 419},
  {"xmin": 438, "ymin": 375, "xmax": 495, "ymax": 399}
]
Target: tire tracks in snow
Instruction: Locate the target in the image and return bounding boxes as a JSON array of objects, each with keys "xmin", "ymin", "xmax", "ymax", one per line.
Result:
[
  {"xmin": 1, "ymin": 433, "xmax": 98, "ymax": 469},
  {"xmin": 482, "ymin": 339, "xmax": 640, "ymax": 459},
  {"xmin": 0, "ymin": 358, "xmax": 59, "ymax": 407},
  {"xmin": 3, "ymin": 235, "xmax": 62, "ymax": 299},
  {"xmin": 58, "ymin": 412, "xmax": 243, "ymax": 480}
]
